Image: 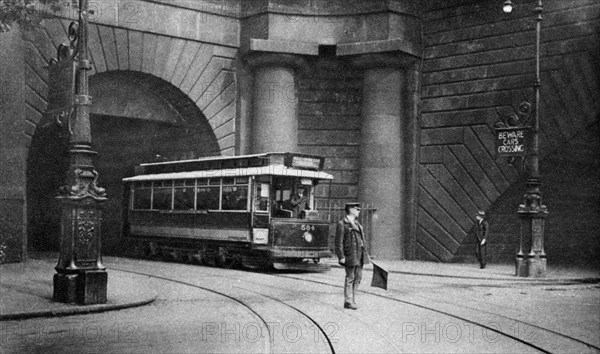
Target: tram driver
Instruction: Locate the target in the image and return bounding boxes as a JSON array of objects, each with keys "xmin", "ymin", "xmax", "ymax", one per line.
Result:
[
  {"xmin": 288, "ymin": 186, "xmax": 310, "ymax": 217},
  {"xmin": 274, "ymin": 181, "xmax": 312, "ymax": 218}
]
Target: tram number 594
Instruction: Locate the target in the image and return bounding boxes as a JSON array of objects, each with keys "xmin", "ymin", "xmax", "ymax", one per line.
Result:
[{"xmin": 300, "ymin": 225, "xmax": 315, "ymax": 231}]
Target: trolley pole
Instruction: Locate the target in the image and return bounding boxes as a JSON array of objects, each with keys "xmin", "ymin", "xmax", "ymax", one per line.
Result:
[{"xmin": 53, "ymin": 0, "xmax": 108, "ymax": 304}]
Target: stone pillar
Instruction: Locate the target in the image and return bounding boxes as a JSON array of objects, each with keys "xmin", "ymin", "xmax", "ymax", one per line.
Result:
[
  {"xmin": 0, "ymin": 25, "xmax": 26, "ymax": 263},
  {"xmin": 403, "ymin": 61, "xmax": 421, "ymax": 260},
  {"xmin": 245, "ymin": 53, "xmax": 306, "ymax": 154},
  {"xmin": 353, "ymin": 54, "xmax": 404, "ymax": 260},
  {"xmin": 236, "ymin": 62, "xmax": 253, "ymax": 155}
]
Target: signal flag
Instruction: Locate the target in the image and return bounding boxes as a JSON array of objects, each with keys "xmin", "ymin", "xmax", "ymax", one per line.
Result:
[{"xmin": 371, "ymin": 262, "xmax": 388, "ymax": 290}]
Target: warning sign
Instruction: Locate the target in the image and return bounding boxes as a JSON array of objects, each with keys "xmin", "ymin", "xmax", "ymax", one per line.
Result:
[{"xmin": 495, "ymin": 127, "xmax": 530, "ymax": 157}]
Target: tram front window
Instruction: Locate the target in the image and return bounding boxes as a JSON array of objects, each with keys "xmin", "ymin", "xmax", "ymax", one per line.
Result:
[{"xmin": 273, "ymin": 178, "xmax": 313, "ymax": 218}]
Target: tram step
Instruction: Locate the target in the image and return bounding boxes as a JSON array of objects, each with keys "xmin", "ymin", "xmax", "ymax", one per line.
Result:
[{"xmin": 273, "ymin": 262, "xmax": 330, "ymax": 272}]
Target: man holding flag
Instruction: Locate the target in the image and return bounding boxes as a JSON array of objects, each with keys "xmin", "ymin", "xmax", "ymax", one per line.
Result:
[{"xmin": 335, "ymin": 202, "xmax": 370, "ymax": 310}]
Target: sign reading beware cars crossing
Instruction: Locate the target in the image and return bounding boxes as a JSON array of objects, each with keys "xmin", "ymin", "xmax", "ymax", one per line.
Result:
[{"xmin": 495, "ymin": 127, "xmax": 531, "ymax": 157}]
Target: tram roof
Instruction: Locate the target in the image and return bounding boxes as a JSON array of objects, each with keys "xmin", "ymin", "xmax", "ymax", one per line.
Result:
[
  {"xmin": 122, "ymin": 165, "xmax": 334, "ymax": 182},
  {"xmin": 139, "ymin": 152, "xmax": 274, "ymax": 167},
  {"xmin": 133, "ymin": 152, "xmax": 328, "ymax": 176}
]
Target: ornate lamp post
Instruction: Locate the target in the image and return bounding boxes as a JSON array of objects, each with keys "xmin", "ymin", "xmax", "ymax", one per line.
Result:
[
  {"xmin": 497, "ymin": 0, "xmax": 548, "ymax": 277},
  {"xmin": 49, "ymin": 0, "xmax": 108, "ymax": 303}
]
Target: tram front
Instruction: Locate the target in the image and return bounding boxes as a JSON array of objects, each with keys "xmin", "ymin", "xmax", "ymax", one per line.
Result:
[{"xmin": 249, "ymin": 159, "xmax": 333, "ymax": 270}]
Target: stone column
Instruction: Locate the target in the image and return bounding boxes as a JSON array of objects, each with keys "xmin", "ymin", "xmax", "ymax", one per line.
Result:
[
  {"xmin": 245, "ymin": 53, "xmax": 306, "ymax": 154},
  {"xmin": 353, "ymin": 54, "xmax": 404, "ymax": 260},
  {"xmin": 0, "ymin": 25, "xmax": 26, "ymax": 263},
  {"xmin": 403, "ymin": 61, "xmax": 421, "ymax": 260}
]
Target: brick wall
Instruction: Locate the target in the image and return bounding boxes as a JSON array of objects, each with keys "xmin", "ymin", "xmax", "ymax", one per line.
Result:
[{"xmin": 419, "ymin": 0, "xmax": 600, "ymax": 262}]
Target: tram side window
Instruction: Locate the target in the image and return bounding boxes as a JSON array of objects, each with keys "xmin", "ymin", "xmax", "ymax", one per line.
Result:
[
  {"xmin": 196, "ymin": 178, "xmax": 219, "ymax": 210},
  {"xmin": 173, "ymin": 179, "xmax": 195, "ymax": 211},
  {"xmin": 222, "ymin": 177, "xmax": 249, "ymax": 211},
  {"xmin": 153, "ymin": 181, "xmax": 173, "ymax": 210},
  {"xmin": 132, "ymin": 182, "xmax": 152, "ymax": 210}
]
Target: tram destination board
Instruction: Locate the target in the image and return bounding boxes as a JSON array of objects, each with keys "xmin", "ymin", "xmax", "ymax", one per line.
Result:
[{"xmin": 495, "ymin": 126, "xmax": 531, "ymax": 157}]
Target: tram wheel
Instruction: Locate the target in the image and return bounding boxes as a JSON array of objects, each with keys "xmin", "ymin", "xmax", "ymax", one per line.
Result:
[
  {"xmin": 145, "ymin": 242, "xmax": 160, "ymax": 260},
  {"xmin": 191, "ymin": 251, "xmax": 204, "ymax": 264},
  {"xmin": 217, "ymin": 252, "xmax": 240, "ymax": 269}
]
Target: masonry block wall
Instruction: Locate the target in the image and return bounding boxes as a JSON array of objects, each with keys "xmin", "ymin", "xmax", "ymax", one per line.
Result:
[
  {"xmin": 297, "ymin": 57, "xmax": 363, "ymax": 208},
  {"xmin": 419, "ymin": 0, "xmax": 600, "ymax": 263}
]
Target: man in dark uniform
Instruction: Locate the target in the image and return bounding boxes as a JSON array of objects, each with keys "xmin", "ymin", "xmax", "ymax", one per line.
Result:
[
  {"xmin": 335, "ymin": 202, "xmax": 369, "ymax": 310},
  {"xmin": 475, "ymin": 210, "xmax": 489, "ymax": 269}
]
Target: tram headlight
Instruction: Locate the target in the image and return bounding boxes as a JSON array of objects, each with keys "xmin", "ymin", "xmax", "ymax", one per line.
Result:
[
  {"xmin": 302, "ymin": 231, "xmax": 313, "ymax": 243},
  {"xmin": 253, "ymin": 228, "xmax": 268, "ymax": 244}
]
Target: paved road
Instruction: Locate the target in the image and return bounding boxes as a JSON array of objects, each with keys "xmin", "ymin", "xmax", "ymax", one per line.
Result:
[{"xmin": 2, "ymin": 257, "xmax": 599, "ymax": 353}]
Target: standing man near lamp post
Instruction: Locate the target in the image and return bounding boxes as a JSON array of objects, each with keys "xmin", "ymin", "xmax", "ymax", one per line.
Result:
[{"xmin": 475, "ymin": 211, "xmax": 489, "ymax": 269}]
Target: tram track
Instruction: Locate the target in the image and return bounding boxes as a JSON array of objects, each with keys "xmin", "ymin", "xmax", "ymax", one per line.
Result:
[
  {"xmin": 109, "ymin": 261, "xmax": 528, "ymax": 353},
  {"xmin": 272, "ymin": 272, "xmax": 600, "ymax": 354},
  {"xmin": 183, "ymin": 267, "xmax": 548, "ymax": 353},
  {"xmin": 110, "ymin": 266, "xmax": 336, "ymax": 353},
  {"xmin": 404, "ymin": 286, "xmax": 600, "ymax": 353},
  {"xmin": 234, "ymin": 282, "xmax": 405, "ymax": 353},
  {"xmin": 104, "ymin": 257, "xmax": 599, "ymax": 353},
  {"xmin": 110, "ymin": 267, "xmax": 274, "ymax": 354},
  {"xmin": 233, "ymin": 286, "xmax": 337, "ymax": 353},
  {"xmin": 110, "ymin": 260, "xmax": 407, "ymax": 353},
  {"xmin": 188, "ymin": 265, "xmax": 404, "ymax": 352}
]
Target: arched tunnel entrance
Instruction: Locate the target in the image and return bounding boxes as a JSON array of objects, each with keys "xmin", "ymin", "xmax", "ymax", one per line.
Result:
[{"xmin": 27, "ymin": 71, "xmax": 221, "ymax": 254}]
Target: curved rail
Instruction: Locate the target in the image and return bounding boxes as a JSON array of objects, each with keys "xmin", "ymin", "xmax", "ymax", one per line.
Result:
[
  {"xmin": 237, "ymin": 281, "xmax": 404, "ymax": 353},
  {"xmin": 237, "ymin": 287, "xmax": 336, "ymax": 353},
  {"xmin": 273, "ymin": 273, "xmax": 600, "ymax": 354},
  {"xmin": 110, "ymin": 267, "xmax": 274, "ymax": 354},
  {"xmin": 111, "ymin": 267, "xmax": 336, "ymax": 354}
]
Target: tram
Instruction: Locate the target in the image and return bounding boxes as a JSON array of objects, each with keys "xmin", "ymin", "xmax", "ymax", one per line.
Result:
[{"xmin": 122, "ymin": 152, "xmax": 333, "ymax": 270}]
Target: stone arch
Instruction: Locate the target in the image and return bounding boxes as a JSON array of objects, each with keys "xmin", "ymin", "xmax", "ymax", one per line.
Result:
[
  {"xmin": 27, "ymin": 70, "xmax": 221, "ymax": 253},
  {"xmin": 89, "ymin": 70, "xmax": 220, "ymax": 145},
  {"xmin": 26, "ymin": 18, "xmax": 238, "ymax": 155},
  {"xmin": 24, "ymin": 16, "xmax": 239, "ymax": 253}
]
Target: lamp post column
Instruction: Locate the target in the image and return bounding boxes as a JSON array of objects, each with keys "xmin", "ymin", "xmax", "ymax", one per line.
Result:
[
  {"xmin": 516, "ymin": 0, "xmax": 548, "ymax": 277},
  {"xmin": 53, "ymin": 0, "xmax": 108, "ymax": 304}
]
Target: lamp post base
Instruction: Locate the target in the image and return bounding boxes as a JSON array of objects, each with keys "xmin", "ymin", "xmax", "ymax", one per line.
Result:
[
  {"xmin": 516, "ymin": 176, "xmax": 548, "ymax": 278},
  {"xmin": 526, "ymin": 255, "xmax": 547, "ymax": 278},
  {"xmin": 53, "ymin": 270, "xmax": 107, "ymax": 305},
  {"xmin": 515, "ymin": 254, "xmax": 528, "ymax": 277},
  {"xmin": 53, "ymin": 273, "xmax": 77, "ymax": 304},
  {"xmin": 53, "ymin": 195, "xmax": 107, "ymax": 305},
  {"xmin": 515, "ymin": 254, "xmax": 547, "ymax": 277}
]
